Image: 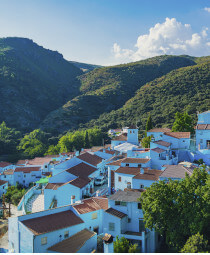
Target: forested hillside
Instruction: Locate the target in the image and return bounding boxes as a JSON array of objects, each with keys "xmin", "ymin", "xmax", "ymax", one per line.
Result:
[
  {"xmin": 0, "ymin": 37, "xmax": 83, "ymax": 131},
  {"xmin": 84, "ymin": 61, "xmax": 210, "ymax": 131},
  {"xmin": 41, "ymin": 55, "xmax": 197, "ymax": 133}
]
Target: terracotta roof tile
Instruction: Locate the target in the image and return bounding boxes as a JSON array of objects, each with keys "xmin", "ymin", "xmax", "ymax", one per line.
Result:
[
  {"xmin": 153, "ymin": 140, "xmax": 171, "ymax": 147},
  {"xmin": 48, "ymin": 229, "xmax": 96, "ymax": 253},
  {"xmin": 147, "ymin": 128, "xmax": 171, "ymax": 133},
  {"xmin": 112, "ymin": 133, "xmax": 127, "ymax": 141},
  {"xmin": 99, "ymin": 149, "xmax": 115, "ymax": 155},
  {"xmin": 27, "ymin": 157, "xmax": 53, "ymax": 165},
  {"xmin": 107, "ymin": 159, "xmax": 124, "ymax": 166},
  {"xmin": 105, "ymin": 208, "xmax": 127, "ymax": 219},
  {"xmin": 164, "ymin": 132, "xmax": 191, "ymax": 139},
  {"xmin": 22, "ymin": 210, "xmax": 84, "ymax": 235},
  {"xmin": 68, "ymin": 177, "xmax": 90, "ymax": 188},
  {"xmin": 14, "ymin": 167, "xmax": 41, "ymax": 173},
  {"xmin": 3, "ymin": 169, "xmax": 14, "ymax": 175},
  {"xmin": 151, "ymin": 147, "xmax": 166, "ymax": 153},
  {"xmin": 196, "ymin": 124, "xmax": 210, "ymax": 130},
  {"xmin": 73, "ymin": 197, "xmax": 108, "ymax": 214},
  {"xmin": 66, "ymin": 162, "xmax": 96, "ymax": 178},
  {"xmin": 0, "ymin": 180, "xmax": 8, "ymax": 186},
  {"xmin": 45, "ymin": 183, "xmax": 64, "ymax": 190},
  {"xmin": 77, "ymin": 152, "xmax": 103, "ymax": 166},
  {"xmin": 122, "ymin": 158, "xmax": 150, "ymax": 164},
  {"xmin": 0, "ymin": 162, "xmax": 12, "ymax": 168},
  {"xmin": 160, "ymin": 165, "xmax": 193, "ymax": 179}
]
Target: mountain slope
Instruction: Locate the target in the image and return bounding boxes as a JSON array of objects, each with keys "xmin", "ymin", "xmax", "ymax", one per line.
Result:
[
  {"xmin": 41, "ymin": 55, "xmax": 197, "ymax": 133},
  {"xmin": 0, "ymin": 37, "xmax": 83, "ymax": 131},
  {"xmin": 84, "ymin": 61, "xmax": 210, "ymax": 131},
  {"xmin": 69, "ymin": 61, "xmax": 102, "ymax": 72}
]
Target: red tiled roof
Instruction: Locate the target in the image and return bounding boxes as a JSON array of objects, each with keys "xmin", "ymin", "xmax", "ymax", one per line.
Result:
[
  {"xmin": 112, "ymin": 133, "xmax": 127, "ymax": 141},
  {"xmin": 99, "ymin": 149, "xmax": 115, "ymax": 155},
  {"xmin": 22, "ymin": 210, "xmax": 84, "ymax": 235},
  {"xmin": 151, "ymin": 147, "xmax": 166, "ymax": 153},
  {"xmin": 196, "ymin": 124, "xmax": 210, "ymax": 130},
  {"xmin": 0, "ymin": 162, "xmax": 12, "ymax": 168},
  {"xmin": 73, "ymin": 197, "xmax": 108, "ymax": 214},
  {"xmin": 45, "ymin": 183, "xmax": 64, "ymax": 190},
  {"xmin": 77, "ymin": 152, "xmax": 103, "ymax": 166},
  {"xmin": 48, "ymin": 229, "xmax": 96, "ymax": 253},
  {"xmin": 147, "ymin": 128, "xmax": 171, "ymax": 133},
  {"xmin": 3, "ymin": 169, "xmax": 14, "ymax": 175},
  {"xmin": 27, "ymin": 157, "xmax": 53, "ymax": 165},
  {"xmin": 16, "ymin": 159, "xmax": 26, "ymax": 165},
  {"xmin": 68, "ymin": 177, "xmax": 90, "ymax": 188},
  {"xmin": 153, "ymin": 140, "xmax": 171, "ymax": 147},
  {"xmin": 164, "ymin": 132, "xmax": 191, "ymax": 139},
  {"xmin": 122, "ymin": 158, "xmax": 150, "ymax": 164},
  {"xmin": 0, "ymin": 180, "xmax": 8, "ymax": 186},
  {"xmin": 66, "ymin": 162, "xmax": 96, "ymax": 178},
  {"xmin": 105, "ymin": 208, "xmax": 127, "ymax": 219},
  {"xmin": 107, "ymin": 159, "xmax": 124, "ymax": 166},
  {"xmin": 14, "ymin": 167, "xmax": 40, "ymax": 173}
]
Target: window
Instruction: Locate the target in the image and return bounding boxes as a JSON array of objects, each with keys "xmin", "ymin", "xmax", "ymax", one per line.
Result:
[
  {"xmin": 115, "ymin": 201, "xmax": 126, "ymax": 206},
  {"xmin": 64, "ymin": 231, "xmax": 69, "ymax": 238},
  {"xmin": 127, "ymin": 182, "xmax": 131, "ymax": 189},
  {"xmin": 4, "ymin": 175, "xmax": 6, "ymax": 178},
  {"xmin": 45, "ymin": 165, "xmax": 47, "ymax": 168},
  {"xmin": 126, "ymin": 163, "xmax": 129, "ymax": 167},
  {"xmin": 130, "ymin": 131, "xmax": 132, "ymax": 134},
  {"xmin": 139, "ymin": 219, "xmax": 145, "ymax": 232},
  {"xmin": 128, "ymin": 218, "xmax": 131, "ymax": 223},
  {"xmin": 118, "ymin": 176, "xmax": 121, "ymax": 182},
  {"xmin": 200, "ymin": 139, "xmax": 203, "ymax": 143},
  {"xmin": 24, "ymin": 175, "xmax": 26, "ymax": 178},
  {"xmin": 92, "ymin": 212, "xmax": 98, "ymax": 219},
  {"xmin": 160, "ymin": 134, "xmax": 163, "ymax": 137},
  {"xmin": 183, "ymin": 140, "xmax": 185, "ymax": 142},
  {"xmin": 109, "ymin": 222, "xmax": 115, "ymax": 231},
  {"xmin": 138, "ymin": 203, "xmax": 142, "ymax": 209},
  {"xmin": 140, "ymin": 184, "xmax": 144, "ymax": 189},
  {"xmin": 138, "ymin": 164, "xmax": 141, "ymax": 168},
  {"xmin": 41, "ymin": 237, "xmax": 47, "ymax": 245},
  {"xmin": 115, "ymin": 201, "xmax": 120, "ymax": 205}
]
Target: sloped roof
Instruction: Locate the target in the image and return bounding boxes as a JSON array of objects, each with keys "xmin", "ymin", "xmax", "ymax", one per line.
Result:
[
  {"xmin": 151, "ymin": 147, "xmax": 166, "ymax": 153},
  {"xmin": 105, "ymin": 208, "xmax": 127, "ymax": 219},
  {"xmin": 112, "ymin": 133, "xmax": 127, "ymax": 141},
  {"xmin": 68, "ymin": 177, "xmax": 91, "ymax": 188},
  {"xmin": 196, "ymin": 124, "xmax": 210, "ymax": 130},
  {"xmin": 153, "ymin": 140, "xmax": 171, "ymax": 147},
  {"xmin": 3, "ymin": 169, "xmax": 14, "ymax": 175},
  {"xmin": 160, "ymin": 165, "xmax": 193, "ymax": 179},
  {"xmin": 0, "ymin": 162, "xmax": 12, "ymax": 168},
  {"xmin": 48, "ymin": 229, "xmax": 96, "ymax": 253},
  {"xmin": 22, "ymin": 210, "xmax": 84, "ymax": 235},
  {"xmin": 77, "ymin": 152, "xmax": 103, "ymax": 166},
  {"xmin": 107, "ymin": 159, "xmax": 124, "ymax": 166},
  {"xmin": 164, "ymin": 132, "xmax": 190, "ymax": 139},
  {"xmin": 0, "ymin": 180, "xmax": 8, "ymax": 186},
  {"xmin": 147, "ymin": 128, "xmax": 171, "ymax": 133},
  {"xmin": 109, "ymin": 190, "xmax": 142, "ymax": 202},
  {"xmin": 66, "ymin": 162, "xmax": 96, "ymax": 178},
  {"xmin": 27, "ymin": 157, "xmax": 53, "ymax": 165},
  {"xmin": 14, "ymin": 167, "xmax": 40, "ymax": 173},
  {"xmin": 73, "ymin": 197, "xmax": 108, "ymax": 214},
  {"xmin": 122, "ymin": 158, "xmax": 150, "ymax": 164},
  {"xmin": 45, "ymin": 183, "xmax": 64, "ymax": 190}
]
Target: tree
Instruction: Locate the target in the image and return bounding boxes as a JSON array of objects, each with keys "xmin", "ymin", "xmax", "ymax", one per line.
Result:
[
  {"xmin": 145, "ymin": 113, "xmax": 152, "ymax": 131},
  {"xmin": 140, "ymin": 166, "xmax": 209, "ymax": 251},
  {"xmin": 114, "ymin": 236, "xmax": 137, "ymax": 253},
  {"xmin": 45, "ymin": 145, "xmax": 60, "ymax": 155},
  {"xmin": 141, "ymin": 135, "xmax": 152, "ymax": 148},
  {"xmin": 181, "ymin": 233, "xmax": 209, "ymax": 253},
  {"xmin": 84, "ymin": 131, "xmax": 90, "ymax": 148},
  {"xmin": 172, "ymin": 112, "xmax": 194, "ymax": 133}
]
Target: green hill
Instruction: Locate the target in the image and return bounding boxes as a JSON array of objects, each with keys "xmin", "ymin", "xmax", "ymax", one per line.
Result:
[
  {"xmin": 69, "ymin": 61, "xmax": 102, "ymax": 72},
  {"xmin": 41, "ymin": 55, "xmax": 197, "ymax": 133},
  {"xmin": 0, "ymin": 37, "xmax": 83, "ymax": 131},
  {"xmin": 84, "ymin": 61, "xmax": 210, "ymax": 131}
]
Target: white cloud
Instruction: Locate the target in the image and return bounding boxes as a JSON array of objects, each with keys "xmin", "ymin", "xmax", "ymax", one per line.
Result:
[
  {"xmin": 204, "ymin": 7, "xmax": 210, "ymax": 13},
  {"xmin": 112, "ymin": 18, "xmax": 210, "ymax": 63}
]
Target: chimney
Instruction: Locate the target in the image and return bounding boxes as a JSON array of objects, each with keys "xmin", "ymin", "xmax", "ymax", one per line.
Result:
[
  {"xmin": 103, "ymin": 234, "xmax": 114, "ymax": 253},
  {"xmin": 140, "ymin": 168, "xmax": 144, "ymax": 174},
  {"xmin": 71, "ymin": 195, "xmax": 75, "ymax": 204}
]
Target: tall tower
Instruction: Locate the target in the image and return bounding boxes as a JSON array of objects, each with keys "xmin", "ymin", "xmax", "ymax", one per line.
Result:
[{"xmin": 127, "ymin": 125, "xmax": 139, "ymax": 145}]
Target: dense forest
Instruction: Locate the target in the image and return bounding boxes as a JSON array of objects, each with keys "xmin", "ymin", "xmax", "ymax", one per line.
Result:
[{"xmin": 0, "ymin": 37, "xmax": 209, "ymax": 162}]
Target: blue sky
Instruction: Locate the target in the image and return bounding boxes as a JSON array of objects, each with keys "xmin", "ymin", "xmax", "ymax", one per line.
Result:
[{"xmin": 1, "ymin": 0, "xmax": 210, "ymax": 65}]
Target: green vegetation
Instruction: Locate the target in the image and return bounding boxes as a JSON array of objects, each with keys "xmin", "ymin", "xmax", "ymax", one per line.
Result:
[
  {"xmin": 140, "ymin": 166, "xmax": 210, "ymax": 251},
  {"xmin": 141, "ymin": 135, "xmax": 152, "ymax": 148},
  {"xmin": 85, "ymin": 61, "xmax": 210, "ymax": 132},
  {"xmin": 172, "ymin": 112, "xmax": 194, "ymax": 133},
  {"xmin": 0, "ymin": 37, "xmax": 82, "ymax": 132},
  {"xmin": 114, "ymin": 236, "xmax": 138, "ymax": 253},
  {"xmin": 4, "ymin": 184, "xmax": 26, "ymax": 206},
  {"xmin": 181, "ymin": 233, "xmax": 209, "ymax": 253},
  {"xmin": 145, "ymin": 113, "xmax": 153, "ymax": 132},
  {"xmin": 41, "ymin": 55, "xmax": 197, "ymax": 132}
]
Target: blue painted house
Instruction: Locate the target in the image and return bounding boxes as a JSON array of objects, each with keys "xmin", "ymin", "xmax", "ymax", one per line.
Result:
[
  {"xmin": 195, "ymin": 111, "xmax": 210, "ymax": 150},
  {"xmin": 0, "ymin": 180, "xmax": 8, "ymax": 198},
  {"xmin": 103, "ymin": 190, "xmax": 161, "ymax": 252},
  {"xmin": 8, "ymin": 205, "xmax": 97, "ymax": 253},
  {"xmin": 14, "ymin": 167, "xmax": 42, "ymax": 187}
]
